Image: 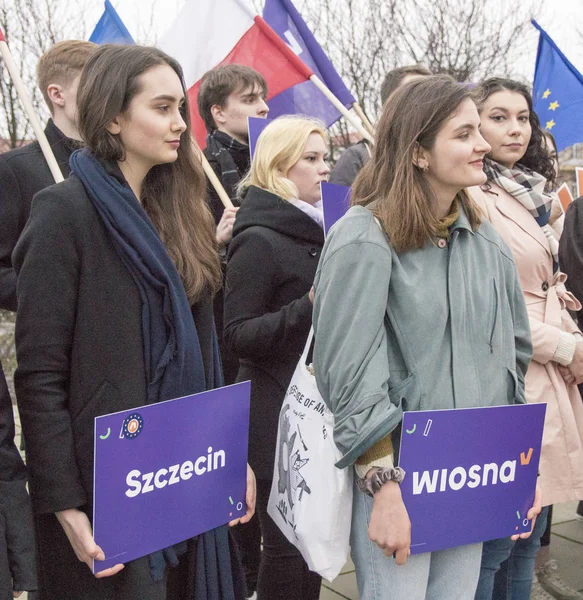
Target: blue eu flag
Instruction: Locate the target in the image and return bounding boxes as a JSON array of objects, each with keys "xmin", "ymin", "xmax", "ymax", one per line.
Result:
[
  {"xmin": 89, "ymin": 0, "xmax": 134, "ymax": 45},
  {"xmin": 532, "ymin": 20, "xmax": 583, "ymax": 152}
]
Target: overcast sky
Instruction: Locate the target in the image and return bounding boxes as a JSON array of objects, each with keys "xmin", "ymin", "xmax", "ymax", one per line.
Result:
[{"xmin": 82, "ymin": 0, "xmax": 583, "ymax": 84}]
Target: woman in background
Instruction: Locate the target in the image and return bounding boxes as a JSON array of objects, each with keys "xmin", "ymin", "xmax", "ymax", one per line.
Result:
[
  {"xmin": 471, "ymin": 77, "xmax": 583, "ymax": 600},
  {"xmin": 224, "ymin": 115, "xmax": 329, "ymax": 600}
]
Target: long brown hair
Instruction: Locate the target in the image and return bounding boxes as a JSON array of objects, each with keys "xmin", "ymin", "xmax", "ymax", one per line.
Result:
[
  {"xmin": 77, "ymin": 44, "xmax": 221, "ymax": 301},
  {"xmin": 353, "ymin": 75, "xmax": 482, "ymax": 253}
]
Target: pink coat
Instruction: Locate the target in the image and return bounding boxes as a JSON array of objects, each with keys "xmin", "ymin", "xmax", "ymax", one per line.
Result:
[{"xmin": 470, "ymin": 183, "xmax": 583, "ymax": 506}]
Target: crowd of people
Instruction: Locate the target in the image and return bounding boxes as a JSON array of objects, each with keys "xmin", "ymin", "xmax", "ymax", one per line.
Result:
[{"xmin": 1, "ymin": 38, "xmax": 583, "ymax": 600}]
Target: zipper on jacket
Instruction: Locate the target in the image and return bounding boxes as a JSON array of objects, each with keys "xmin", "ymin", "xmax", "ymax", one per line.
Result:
[{"xmin": 490, "ymin": 277, "xmax": 499, "ymax": 353}]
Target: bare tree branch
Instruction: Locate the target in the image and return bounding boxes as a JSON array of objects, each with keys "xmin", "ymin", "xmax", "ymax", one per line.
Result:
[{"xmin": 0, "ymin": 0, "xmax": 88, "ymax": 148}]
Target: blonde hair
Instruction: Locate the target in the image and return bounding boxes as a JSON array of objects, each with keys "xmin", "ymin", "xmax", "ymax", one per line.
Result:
[{"xmin": 239, "ymin": 115, "xmax": 328, "ymax": 200}]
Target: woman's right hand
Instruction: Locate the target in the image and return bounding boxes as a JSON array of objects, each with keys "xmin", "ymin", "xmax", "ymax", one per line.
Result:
[
  {"xmin": 367, "ymin": 479, "xmax": 411, "ymax": 565},
  {"xmin": 56, "ymin": 508, "xmax": 125, "ymax": 578}
]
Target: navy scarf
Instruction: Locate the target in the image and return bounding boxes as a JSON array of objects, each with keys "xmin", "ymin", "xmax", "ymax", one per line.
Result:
[{"xmin": 70, "ymin": 149, "xmax": 243, "ymax": 600}]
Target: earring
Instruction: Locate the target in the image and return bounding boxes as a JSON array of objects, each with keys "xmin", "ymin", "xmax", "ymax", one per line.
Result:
[{"xmin": 420, "ymin": 164, "xmax": 429, "ymax": 173}]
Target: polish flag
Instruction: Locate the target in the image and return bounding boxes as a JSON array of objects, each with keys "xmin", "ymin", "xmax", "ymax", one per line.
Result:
[{"xmin": 159, "ymin": 0, "xmax": 314, "ymax": 148}]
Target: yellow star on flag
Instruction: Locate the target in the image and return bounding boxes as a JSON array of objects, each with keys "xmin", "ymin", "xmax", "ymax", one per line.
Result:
[
  {"xmin": 549, "ymin": 101, "xmax": 560, "ymax": 111},
  {"xmin": 542, "ymin": 89, "xmax": 552, "ymax": 99},
  {"xmin": 546, "ymin": 119, "xmax": 556, "ymax": 130}
]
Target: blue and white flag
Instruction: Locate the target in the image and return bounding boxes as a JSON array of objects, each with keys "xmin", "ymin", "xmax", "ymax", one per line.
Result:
[
  {"xmin": 263, "ymin": 0, "xmax": 355, "ymax": 126},
  {"xmin": 89, "ymin": 0, "xmax": 135, "ymax": 45},
  {"xmin": 532, "ymin": 20, "xmax": 583, "ymax": 152}
]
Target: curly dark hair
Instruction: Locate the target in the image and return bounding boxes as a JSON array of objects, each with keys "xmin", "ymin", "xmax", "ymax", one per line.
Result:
[{"xmin": 472, "ymin": 77, "xmax": 556, "ymax": 189}]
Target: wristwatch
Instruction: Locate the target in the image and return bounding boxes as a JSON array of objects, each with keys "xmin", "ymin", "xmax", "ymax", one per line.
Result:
[{"xmin": 356, "ymin": 466, "xmax": 406, "ymax": 497}]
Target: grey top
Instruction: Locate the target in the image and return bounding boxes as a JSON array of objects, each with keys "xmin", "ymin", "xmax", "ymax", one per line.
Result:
[
  {"xmin": 329, "ymin": 141, "xmax": 371, "ymax": 187},
  {"xmin": 312, "ymin": 204, "xmax": 532, "ymax": 468}
]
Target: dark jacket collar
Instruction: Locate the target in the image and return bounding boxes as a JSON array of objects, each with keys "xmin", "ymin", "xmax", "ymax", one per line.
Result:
[
  {"xmin": 44, "ymin": 119, "xmax": 83, "ymax": 177},
  {"xmin": 102, "ymin": 158, "xmax": 130, "ymax": 187},
  {"xmin": 233, "ymin": 185, "xmax": 324, "ymax": 246}
]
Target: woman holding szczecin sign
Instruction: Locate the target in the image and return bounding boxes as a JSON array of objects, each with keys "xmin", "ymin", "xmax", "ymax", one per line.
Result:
[{"xmin": 13, "ymin": 44, "xmax": 254, "ymax": 600}]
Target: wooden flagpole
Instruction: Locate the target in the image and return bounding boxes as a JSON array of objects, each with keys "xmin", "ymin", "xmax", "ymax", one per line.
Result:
[
  {"xmin": 352, "ymin": 102, "xmax": 375, "ymax": 137},
  {"xmin": 309, "ymin": 75, "xmax": 373, "ymax": 143},
  {"xmin": 0, "ymin": 27, "xmax": 64, "ymax": 183},
  {"xmin": 189, "ymin": 135, "xmax": 234, "ymax": 209}
]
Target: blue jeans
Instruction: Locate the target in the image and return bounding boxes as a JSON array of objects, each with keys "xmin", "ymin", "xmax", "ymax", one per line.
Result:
[
  {"xmin": 351, "ymin": 479, "xmax": 483, "ymax": 599},
  {"xmin": 475, "ymin": 505, "xmax": 549, "ymax": 600}
]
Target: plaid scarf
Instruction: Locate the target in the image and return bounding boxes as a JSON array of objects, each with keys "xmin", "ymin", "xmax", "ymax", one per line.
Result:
[
  {"xmin": 205, "ymin": 130, "xmax": 250, "ymax": 204},
  {"xmin": 483, "ymin": 158, "xmax": 558, "ymax": 267}
]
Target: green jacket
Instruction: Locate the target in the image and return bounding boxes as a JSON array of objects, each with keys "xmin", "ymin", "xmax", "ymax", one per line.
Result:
[{"xmin": 313, "ymin": 205, "xmax": 532, "ymax": 469}]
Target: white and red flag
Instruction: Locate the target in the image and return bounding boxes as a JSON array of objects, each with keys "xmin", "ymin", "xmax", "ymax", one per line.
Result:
[{"xmin": 159, "ymin": 0, "xmax": 314, "ymax": 148}]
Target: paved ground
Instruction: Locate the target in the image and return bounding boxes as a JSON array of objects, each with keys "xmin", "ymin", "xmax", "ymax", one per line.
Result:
[
  {"xmin": 11, "ymin": 407, "xmax": 583, "ymax": 599},
  {"xmin": 320, "ymin": 502, "xmax": 583, "ymax": 599}
]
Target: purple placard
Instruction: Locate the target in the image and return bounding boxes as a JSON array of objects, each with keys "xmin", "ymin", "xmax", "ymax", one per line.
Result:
[
  {"xmin": 92, "ymin": 382, "xmax": 250, "ymax": 573},
  {"xmin": 321, "ymin": 181, "xmax": 351, "ymax": 235},
  {"xmin": 248, "ymin": 116, "xmax": 274, "ymax": 162},
  {"xmin": 398, "ymin": 403, "xmax": 546, "ymax": 555}
]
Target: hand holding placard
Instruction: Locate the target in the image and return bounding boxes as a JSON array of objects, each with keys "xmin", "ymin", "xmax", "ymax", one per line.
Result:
[
  {"xmin": 368, "ymin": 481, "xmax": 411, "ymax": 565},
  {"xmin": 229, "ymin": 464, "xmax": 256, "ymax": 527},
  {"xmin": 511, "ymin": 485, "xmax": 543, "ymax": 541},
  {"xmin": 56, "ymin": 508, "xmax": 124, "ymax": 578}
]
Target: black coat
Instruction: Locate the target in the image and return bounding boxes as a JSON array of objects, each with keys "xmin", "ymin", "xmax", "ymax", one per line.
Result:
[
  {"xmin": 557, "ymin": 198, "xmax": 583, "ymax": 397},
  {"xmin": 13, "ymin": 172, "xmax": 218, "ymax": 600},
  {"xmin": 0, "ymin": 120, "xmax": 76, "ymax": 311},
  {"xmin": 0, "ymin": 362, "xmax": 36, "ymax": 599},
  {"xmin": 559, "ymin": 196, "xmax": 583, "ymax": 315},
  {"xmin": 224, "ymin": 186, "xmax": 324, "ymax": 480}
]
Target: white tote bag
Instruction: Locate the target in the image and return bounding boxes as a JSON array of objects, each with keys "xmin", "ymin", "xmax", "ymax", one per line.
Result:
[{"xmin": 267, "ymin": 328, "xmax": 352, "ymax": 582}]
